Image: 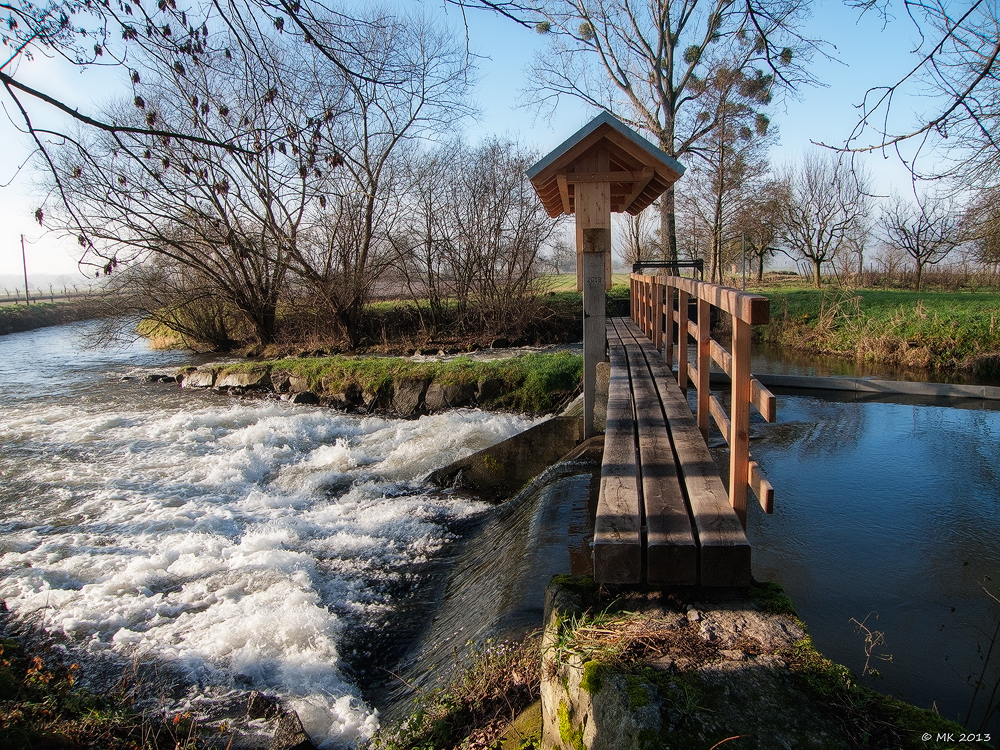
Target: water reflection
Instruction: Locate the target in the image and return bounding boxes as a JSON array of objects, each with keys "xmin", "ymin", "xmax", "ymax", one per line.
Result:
[{"xmin": 746, "ymin": 394, "xmax": 1000, "ymax": 732}]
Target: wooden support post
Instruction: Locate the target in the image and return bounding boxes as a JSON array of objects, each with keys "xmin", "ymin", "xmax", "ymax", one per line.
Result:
[
  {"xmin": 575, "ymin": 146, "xmax": 611, "ymax": 438},
  {"xmin": 652, "ymin": 277, "xmax": 663, "ymax": 354},
  {"xmin": 729, "ymin": 315, "xmax": 752, "ymax": 528},
  {"xmin": 583, "ymin": 247, "xmax": 607, "ymax": 437},
  {"xmin": 697, "ymin": 296, "xmax": 711, "ymax": 441},
  {"xmin": 664, "ymin": 285, "xmax": 674, "ymax": 372},
  {"xmin": 630, "ymin": 276, "xmax": 636, "ymax": 322},
  {"xmin": 677, "ymin": 289, "xmax": 689, "ymax": 393}
]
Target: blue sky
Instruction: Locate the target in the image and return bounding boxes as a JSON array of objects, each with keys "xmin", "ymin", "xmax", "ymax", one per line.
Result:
[{"xmin": 0, "ymin": 0, "xmax": 941, "ymax": 281}]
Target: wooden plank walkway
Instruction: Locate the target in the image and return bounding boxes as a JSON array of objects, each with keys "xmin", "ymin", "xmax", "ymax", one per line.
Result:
[{"xmin": 594, "ymin": 317, "xmax": 751, "ymax": 587}]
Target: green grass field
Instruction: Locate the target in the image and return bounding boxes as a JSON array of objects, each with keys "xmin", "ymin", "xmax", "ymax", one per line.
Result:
[{"xmin": 759, "ymin": 287, "xmax": 1000, "ymax": 372}]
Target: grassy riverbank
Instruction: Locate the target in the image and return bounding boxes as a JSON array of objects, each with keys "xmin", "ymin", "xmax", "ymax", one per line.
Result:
[
  {"xmin": 192, "ymin": 350, "xmax": 585, "ymax": 415},
  {"xmin": 0, "ymin": 623, "xmax": 217, "ymax": 750},
  {"xmin": 0, "ymin": 301, "xmax": 104, "ymax": 336},
  {"xmin": 756, "ymin": 286, "xmax": 1000, "ymax": 377}
]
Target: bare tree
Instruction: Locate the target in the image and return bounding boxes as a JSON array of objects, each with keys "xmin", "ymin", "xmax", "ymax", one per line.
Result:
[
  {"xmin": 965, "ymin": 188, "xmax": 1000, "ymax": 275},
  {"xmin": 776, "ymin": 151, "xmax": 871, "ymax": 287},
  {"xmin": 617, "ymin": 210, "xmax": 658, "ymax": 267},
  {"xmin": 442, "ymin": 138, "xmax": 560, "ymax": 333},
  {"xmin": 543, "ymin": 237, "xmax": 576, "ymax": 275},
  {"xmin": 509, "ymin": 0, "xmax": 817, "ymax": 261},
  {"xmin": 290, "ymin": 14, "xmax": 473, "ymax": 346},
  {"xmin": 396, "ymin": 138, "xmax": 560, "ymax": 335},
  {"xmin": 733, "ymin": 179, "xmax": 786, "ymax": 282},
  {"xmin": 881, "ymin": 193, "xmax": 963, "ymax": 290},
  {"xmin": 680, "ymin": 65, "xmax": 774, "ymax": 282},
  {"xmin": 49, "ymin": 8, "xmax": 470, "ymax": 348},
  {"xmin": 49, "ymin": 28, "xmax": 323, "ymax": 346},
  {"xmin": 828, "ymin": 0, "xmax": 1000, "ymax": 189}
]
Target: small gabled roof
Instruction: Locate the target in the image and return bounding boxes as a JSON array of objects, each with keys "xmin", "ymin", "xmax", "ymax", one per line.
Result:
[{"xmin": 527, "ymin": 111, "xmax": 685, "ymax": 218}]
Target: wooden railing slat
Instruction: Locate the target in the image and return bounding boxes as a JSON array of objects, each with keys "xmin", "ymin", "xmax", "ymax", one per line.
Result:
[
  {"xmin": 710, "ymin": 339, "xmax": 732, "ymax": 376},
  {"xmin": 751, "ymin": 379, "xmax": 777, "ymax": 423},
  {"xmin": 709, "ymin": 394, "xmax": 730, "ymax": 440},
  {"xmin": 749, "ymin": 460, "xmax": 774, "ymax": 514}
]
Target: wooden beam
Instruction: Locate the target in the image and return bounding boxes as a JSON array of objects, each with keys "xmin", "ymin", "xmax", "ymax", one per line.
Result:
[
  {"xmin": 621, "ymin": 167, "xmax": 655, "ymax": 213},
  {"xmin": 564, "ymin": 170, "xmax": 646, "ymax": 183},
  {"xmin": 594, "ymin": 326, "xmax": 642, "ymax": 584},
  {"xmin": 696, "ymin": 297, "xmax": 711, "ymax": 442},
  {"xmin": 576, "ymin": 146, "xmax": 610, "ymax": 438},
  {"xmin": 751, "ymin": 378, "xmax": 777, "ymax": 422},
  {"xmin": 668, "ymin": 276, "xmax": 770, "ymax": 325},
  {"xmin": 729, "ymin": 317, "xmax": 752, "ymax": 528},
  {"xmin": 749, "ymin": 460, "xmax": 774, "ymax": 514},
  {"xmin": 556, "ymin": 173, "xmax": 571, "ymax": 215}
]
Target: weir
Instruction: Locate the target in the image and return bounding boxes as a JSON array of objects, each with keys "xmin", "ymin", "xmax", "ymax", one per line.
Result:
[{"xmin": 528, "ymin": 113, "xmax": 777, "ymax": 587}]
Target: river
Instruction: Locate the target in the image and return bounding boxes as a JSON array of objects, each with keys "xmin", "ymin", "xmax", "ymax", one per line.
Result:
[
  {"xmin": 0, "ymin": 322, "xmax": 539, "ymax": 746},
  {"xmin": 1, "ymin": 322, "xmax": 999, "ymax": 744}
]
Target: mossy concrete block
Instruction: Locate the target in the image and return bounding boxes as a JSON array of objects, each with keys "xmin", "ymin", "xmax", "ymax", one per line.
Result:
[
  {"xmin": 542, "ymin": 657, "xmax": 660, "ymax": 750},
  {"xmin": 499, "ymin": 699, "xmax": 543, "ymax": 749},
  {"xmin": 539, "ymin": 579, "xmax": 858, "ymax": 750},
  {"xmin": 425, "ymin": 381, "xmax": 476, "ymax": 411},
  {"xmin": 181, "ymin": 369, "xmax": 216, "ymax": 388},
  {"xmin": 216, "ymin": 370, "xmax": 271, "ymax": 389},
  {"xmin": 392, "ymin": 378, "xmax": 429, "ymax": 417}
]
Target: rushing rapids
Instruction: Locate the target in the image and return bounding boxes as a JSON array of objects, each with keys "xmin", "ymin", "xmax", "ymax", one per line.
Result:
[{"xmin": 0, "ymin": 321, "xmax": 539, "ymax": 747}]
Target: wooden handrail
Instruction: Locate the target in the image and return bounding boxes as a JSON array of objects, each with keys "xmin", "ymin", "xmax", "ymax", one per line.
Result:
[{"xmin": 629, "ymin": 273, "xmax": 776, "ymax": 527}]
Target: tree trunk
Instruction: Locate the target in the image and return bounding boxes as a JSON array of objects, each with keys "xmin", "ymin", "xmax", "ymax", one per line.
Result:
[
  {"xmin": 812, "ymin": 258, "xmax": 823, "ymax": 288},
  {"xmin": 658, "ymin": 136, "xmax": 678, "ymax": 262}
]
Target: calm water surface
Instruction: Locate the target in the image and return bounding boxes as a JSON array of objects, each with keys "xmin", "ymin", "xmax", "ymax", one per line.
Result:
[{"xmin": 746, "ymin": 393, "xmax": 1000, "ymax": 732}]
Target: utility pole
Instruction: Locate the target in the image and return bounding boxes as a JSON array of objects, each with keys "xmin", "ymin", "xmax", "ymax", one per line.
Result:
[{"xmin": 21, "ymin": 233, "xmax": 29, "ymax": 305}]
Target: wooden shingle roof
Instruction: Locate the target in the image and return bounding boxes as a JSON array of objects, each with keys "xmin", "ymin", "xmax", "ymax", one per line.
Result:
[{"xmin": 527, "ymin": 112, "xmax": 685, "ymax": 218}]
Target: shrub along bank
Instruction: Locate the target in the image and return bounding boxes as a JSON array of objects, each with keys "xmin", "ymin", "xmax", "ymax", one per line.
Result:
[
  {"xmin": 0, "ymin": 301, "xmax": 104, "ymax": 336},
  {"xmin": 141, "ymin": 285, "xmax": 632, "ymax": 356},
  {"xmin": 179, "ymin": 351, "xmax": 585, "ymax": 416},
  {"xmin": 759, "ymin": 288, "xmax": 1000, "ymax": 377}
]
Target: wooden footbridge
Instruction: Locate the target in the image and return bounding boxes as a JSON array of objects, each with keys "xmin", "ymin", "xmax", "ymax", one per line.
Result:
[
  {"xmin": 528, "ymin": 112, "xmax": 776, "ymax": 588},
  {"xmin": 597, "ymin": 275, "xmax": 776, "ymax": 587}
]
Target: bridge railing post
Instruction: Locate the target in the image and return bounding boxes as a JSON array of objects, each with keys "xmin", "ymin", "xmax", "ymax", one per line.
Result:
[
  {"xmin": 628, "ymin": 272, "xmax": 776, "ymax": 528},
  {"xmin": 676, "ymin": 288, "xmax": 689, "ymax": 394},
  {"xmin": 696, "ymin": 294, "xmax": 710, "ymax": 442}
]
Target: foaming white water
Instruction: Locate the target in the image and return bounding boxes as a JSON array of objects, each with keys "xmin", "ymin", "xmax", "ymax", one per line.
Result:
[{"xmin": 0, "ymin": 389, "xmax": 536, "ymax": 747}]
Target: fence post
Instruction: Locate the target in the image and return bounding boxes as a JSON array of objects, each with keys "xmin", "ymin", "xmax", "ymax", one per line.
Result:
[
  {"xmin": 677, "ymin": 289, "xmax": 689, "ymax": 393},
  {"xmin": 664, "ymin": 284, "xmax": 674, "ymax": 370},
  {"xmin": 696, "ymin": 293, "xmax": 711, "ymax": 441},
  {"xmin": 630, "ymin": 275, "xmax": 636, "ymax": 323},
  {"xmin": 729, "ymin": 315, "xmax": 752, "ymax": 528},
  {"xmin": 652, "ymin": 277, "xmax": 663, "ymax": 353}
]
